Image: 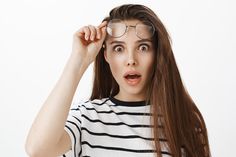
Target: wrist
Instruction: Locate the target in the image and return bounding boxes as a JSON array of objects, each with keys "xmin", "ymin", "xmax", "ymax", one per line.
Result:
[{"xmin": 64, "ymin": 53, "xmax": 90, "ymax": 80}]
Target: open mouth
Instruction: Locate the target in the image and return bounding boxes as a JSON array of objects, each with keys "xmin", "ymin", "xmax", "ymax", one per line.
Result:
[
  {"xmin": 123, "ymin": 72, "xmax": 141, "ymax": 86},
  {"xmin": 124, "ymin": 74, "xmax": 141, "ymax": 79}
]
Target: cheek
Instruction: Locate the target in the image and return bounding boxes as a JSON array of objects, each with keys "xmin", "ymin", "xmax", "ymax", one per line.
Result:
[
  {"xmin": 141, "ymin": 55, "xmax": 155, "ymax": 74},
  {"xmin": 107, "ymin": 56, "xmax": 124, "ymax": 77}
]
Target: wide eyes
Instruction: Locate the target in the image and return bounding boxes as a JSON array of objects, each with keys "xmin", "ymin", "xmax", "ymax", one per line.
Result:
[
  {"xmin": 112, "ymin": 44, "xmax": 150, "ymax": 53},
  {"xmin": 113, "ymin": 45, "xmax": 124, "ymax": 52},
  {"xmin": 138, "ymin": 44, "xmax": 149, "ymax": 52}
]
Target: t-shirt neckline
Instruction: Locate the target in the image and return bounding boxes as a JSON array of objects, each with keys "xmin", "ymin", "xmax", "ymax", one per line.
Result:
[{"xmin": 109, "ymin": 96, "xmax": 150, "ymax": 107}]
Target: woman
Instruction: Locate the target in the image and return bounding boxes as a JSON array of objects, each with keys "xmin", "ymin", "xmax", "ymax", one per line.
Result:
[{"xmin": 25, "ymin": 4, "xmax": 211, "ymax": 157}]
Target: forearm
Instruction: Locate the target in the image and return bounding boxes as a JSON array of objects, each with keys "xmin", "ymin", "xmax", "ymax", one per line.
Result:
[
  {"xmin": 25, "ymin": 52, "xmax": 89, "ymax": 153},
  {"xmin": 25, "ymin": 21, "xmax": 107, "ymax": 156}
]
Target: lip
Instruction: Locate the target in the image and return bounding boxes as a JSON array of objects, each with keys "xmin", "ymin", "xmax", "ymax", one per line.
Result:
[
  {"xmin": 123, "ymin": 70, "xmax": 142, "ymax": 86},
  {"xmin": 123, "ymin": 71, "xmax": 141, "ymax": 78}
]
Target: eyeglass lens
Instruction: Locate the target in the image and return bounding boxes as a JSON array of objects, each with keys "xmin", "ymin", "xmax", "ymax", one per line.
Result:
[{"xmin": 107, "ymin": 20, "xmax": 154, "ymax": 39}]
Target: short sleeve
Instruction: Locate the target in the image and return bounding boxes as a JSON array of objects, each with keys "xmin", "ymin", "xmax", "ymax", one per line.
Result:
[{"xmin": 61, "ymin": 102, "xmax": 83, "ymax": 157}]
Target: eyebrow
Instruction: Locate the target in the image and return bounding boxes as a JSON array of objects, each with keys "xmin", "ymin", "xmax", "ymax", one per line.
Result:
[{"xmin": 109, "ymin": 39, "xmax": 152, "ymax": 45}]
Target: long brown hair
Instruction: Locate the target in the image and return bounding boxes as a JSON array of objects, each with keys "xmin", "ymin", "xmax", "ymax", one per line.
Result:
[{"xmin": 90, "ymin": 4, "xmax": 211, "ymax": 157}]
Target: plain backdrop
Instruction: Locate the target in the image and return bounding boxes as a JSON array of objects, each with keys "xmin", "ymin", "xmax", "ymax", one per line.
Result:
[{"xmin": 0, "ymin": 0, "xmax": 235, "ymax": 156}]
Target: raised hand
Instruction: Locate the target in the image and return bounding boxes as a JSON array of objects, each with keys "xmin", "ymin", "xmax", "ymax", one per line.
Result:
[{"xmin": 71, "ymin": 21, "xmax": 107, "ymax": 65}]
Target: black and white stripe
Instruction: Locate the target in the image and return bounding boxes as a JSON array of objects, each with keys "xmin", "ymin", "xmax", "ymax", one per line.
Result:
[{"xmin": 61, "ymin": 97, "xmax": 171, "ymax": 157}]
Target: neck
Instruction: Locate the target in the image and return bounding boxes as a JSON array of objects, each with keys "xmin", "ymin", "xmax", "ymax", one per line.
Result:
[{"xmin": 114, "ymin": 92, "xmax": 147, "ymax": 101}]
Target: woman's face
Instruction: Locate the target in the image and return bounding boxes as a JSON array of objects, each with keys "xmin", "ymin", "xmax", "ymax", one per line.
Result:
[{"xmin": 104, "ymin": 19, "xmax": 155, "ymax": 101}]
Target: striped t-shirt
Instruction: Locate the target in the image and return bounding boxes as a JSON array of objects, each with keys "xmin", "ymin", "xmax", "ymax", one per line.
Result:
[{"xmin": 61, "ymin": 97, "xmax": 171, "ymax": 157}]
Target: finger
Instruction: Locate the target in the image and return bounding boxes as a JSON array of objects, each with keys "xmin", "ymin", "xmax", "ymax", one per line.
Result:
[
  {"xmin": 96, "ymin": 21, "xmax": 107, "ymax": 40},
  {"xmin": 101, "ymin": 26, "xmax": 107, "ymax": 40},
  {"xmin": 97, "ymin": 21, "xmax": 107, "ymax": 29},
  {"xmin": 88, "ymin": 25, "xmax": 96, "ymax": 41},
  {"xmin": 83, "ymin": 26, "xmax": 91, "ymax": 40},
  {"xmin": 97, "ymin": 26, "xmax": 107, "ymax": 44},
  {"xmin": 96, "ymin": 27, "xmax": 101, "ymax": 39},
  {"xmin": 73, "ymin": 27, "xmax": 85, "ymax": 39}
]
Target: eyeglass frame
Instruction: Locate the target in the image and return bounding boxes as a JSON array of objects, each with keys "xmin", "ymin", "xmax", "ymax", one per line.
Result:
[{"xmin": 106, "ymin": 19, "xmax": 156, "ymax": 39}]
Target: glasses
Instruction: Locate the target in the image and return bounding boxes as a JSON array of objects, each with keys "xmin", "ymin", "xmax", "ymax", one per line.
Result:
[{"xmin": 106, "ymin": 19, "xmax": 155, "ymax": 39}]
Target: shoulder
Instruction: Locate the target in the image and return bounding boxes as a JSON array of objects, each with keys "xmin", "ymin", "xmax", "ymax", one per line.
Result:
[
  {"xmin": 72, "ymin": 97, "xmax": 111, "ymax": 110},
  {"xmin": 88, "ymin": 97, "xmax": 111, "ymax": 106}
]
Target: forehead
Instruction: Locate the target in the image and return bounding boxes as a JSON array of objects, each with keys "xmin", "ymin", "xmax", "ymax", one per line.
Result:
[{"xmin": 120, "ymin": 19, "xmax": 141, "ymax": 25}]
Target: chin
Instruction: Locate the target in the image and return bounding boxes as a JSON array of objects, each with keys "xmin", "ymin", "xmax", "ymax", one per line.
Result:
[{"xmin": 124, "ymin": 87, "xmax": 146, "ymax": 96}]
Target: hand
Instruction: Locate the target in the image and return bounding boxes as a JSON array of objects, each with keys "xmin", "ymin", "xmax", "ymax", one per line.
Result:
[{"xmin": 71, "ymin": 21, "xmax": 107, "ymax": 65}]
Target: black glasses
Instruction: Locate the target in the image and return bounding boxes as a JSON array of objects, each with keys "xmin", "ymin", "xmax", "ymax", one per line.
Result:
[{"xmin": 106, "ymin": 19, "xmax": 155, "ymax": 39}]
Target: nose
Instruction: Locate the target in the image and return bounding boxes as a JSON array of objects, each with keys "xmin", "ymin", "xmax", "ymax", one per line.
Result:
[
  {"xmin": 127, "ymin": 59, "xmax": 136, "ymax": 66},
  {"xmin": 126, "ymin": 52, "xmax": 137, "ymax": 66}
]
